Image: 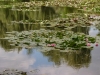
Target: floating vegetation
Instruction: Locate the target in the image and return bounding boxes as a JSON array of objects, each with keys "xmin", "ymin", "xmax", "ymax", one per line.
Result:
[
  {"xmin": 3, "ymin": 29, "xmax": 97, "ymax": 51},
  {"xmin": 0, "ymin": 5, "xmax": 13, "ymax": 8},
  {"xmin": 11, "ymin": 20, "xmax": 41, "ymax": 25},
  {"xmin": 0, "ymin": 0, "xmax": 14, "ymax": 8},
  {"xmin": 9, "ymin": 13, "xmax": 100, "ymax": 29},
  {"xmin": 11, "ymin": 5, "xmax": 41, "ymax": 11},
  {"xmin": 0, "ymin": 0, "xmax": 100, "ymax": 13},
  {"xmin": 40, "ymin": 13, "xmax": 100, "ymax": 29},
  {"xmin": 10, "ymin": 0, "xmax": 100, "ymax": 13},
  {"xmin": 0, "ymin": 69, "xmax": 39, "ymax": 75},
  {"xmin": 11, "ymin": 8, "xmax": 40, "ymax": 11}
]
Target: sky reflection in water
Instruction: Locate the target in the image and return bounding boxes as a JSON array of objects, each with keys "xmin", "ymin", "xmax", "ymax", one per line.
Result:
[
  {"xmin": 0, "ymin": 47, "xmax": 35, "ymax": 71},
  {"xmin": 0, "ymin": 46, "xmax": 100, "ymax": 75},
  {"xmin": 89, "ymin": 26, "xmax": 99, "ymax": 37}
]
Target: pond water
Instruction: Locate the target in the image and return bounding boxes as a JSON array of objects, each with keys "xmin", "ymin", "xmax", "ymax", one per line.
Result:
[{"xmin": 0, "ymin": 0, "xmax": 100, "ymax": 75}]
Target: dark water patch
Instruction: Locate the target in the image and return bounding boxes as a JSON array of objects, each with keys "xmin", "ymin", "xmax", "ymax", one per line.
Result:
[
  {"xmin": 41, "ymin": 6, "xmax": 56, "ymax": 20},
  {"xmin": 0, "ymin": 1, "xmax": 13, "ymax": 5},
  {"xmin": 71, "ymin": 26, "xmax": 89, "ymax": 34},
  {"xmin": 0, "ymin": 39, "xmax": 16, "ymax": 51}
]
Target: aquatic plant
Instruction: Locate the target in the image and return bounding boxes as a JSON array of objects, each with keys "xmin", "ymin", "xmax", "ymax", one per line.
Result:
[
  {"xmin": 3, "ymin": 29, "xmax": 96, "ymax": 51},
  {"xmin": 10, "ymin": 0, "xmax": 100, "ymax": 13},
  {"xmin": 40, "ymin": 13, "xmax": 100, "ymax": 30},
  {"xmin": 0, "ymin": 69, "xmax": 39, "ymax": 75}
]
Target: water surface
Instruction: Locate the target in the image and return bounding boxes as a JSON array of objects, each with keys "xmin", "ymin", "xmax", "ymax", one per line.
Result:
[{"xmin": 0, "ymin": 1, "xmax": 100, "ymax": 75}]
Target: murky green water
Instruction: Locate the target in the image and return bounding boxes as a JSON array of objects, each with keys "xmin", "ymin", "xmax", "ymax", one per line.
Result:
[{"xmin": 0, "ymin": 0, "xmax": 100, "ymax": 75}]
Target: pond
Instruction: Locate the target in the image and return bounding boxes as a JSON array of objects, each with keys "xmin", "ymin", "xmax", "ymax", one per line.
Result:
[{"xmin": 0, "ymin": 0, "xmax": 100, "ymax": 75}]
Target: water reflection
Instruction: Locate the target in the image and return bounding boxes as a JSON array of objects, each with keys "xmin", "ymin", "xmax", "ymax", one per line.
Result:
[
  {"xmin": 0, "ymin": 47, "xmax": 53, "ymax": 72},
  {"xmin": 42, "ymin": 49, "xmax": 91, "ymax": 69},
  {"xmin": 0, "ymin": 1, "xmax": 13, "ymax": 5},
  {"xmin": 89, "ymin": 25, "xmax": 99, "ymax": 37},
  {"xmin": 41, "ymin": 6, "xmax": 56, "ymax": 20},
  {"xmin": 72, "ymin": 26, "xmax": 89, "ymax": 34},
  {"xmin": 0, "ymin": 8, "xmax": 41, "ymax": 38},
  {"xmin": 0, "ymin": 46, "xmax": 100, "ymax": 75},
  {"xmin": 0, "ymin": 6, "xmax": 57, "ymax": 34},
  {"xmin": 0, "ymin": 39, "xmax": 16, "ymax": 51},
  {"xmin": 0, "ymin": 46, "xmax": 92, "ymax": 71},
  {"xmin": 0, "ymin": 6, "xmax": 84, "ymax": 38},
  {"xmin": 16, "ymin": 0, "xmax": 48, "ymax": 2},
  {"xmin": 0, "ymin": 47, "xmax": 35, "ymax": 71}
]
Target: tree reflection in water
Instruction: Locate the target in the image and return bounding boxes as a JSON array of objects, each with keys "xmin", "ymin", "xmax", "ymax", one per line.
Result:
[
  {"xmin": 41, "ymin": 6, "xmax": 56, "ymax": 20},
  {"xmin": 71, "ymin": 26, "xmax": 89, "ymax": 34},
  {"xmin": 42, "ymin": 49, "xmax": 91, "ymax": 69},
  {"xmin": 0, "ymin": 39, "xmax": 22, "ymax": 53}
]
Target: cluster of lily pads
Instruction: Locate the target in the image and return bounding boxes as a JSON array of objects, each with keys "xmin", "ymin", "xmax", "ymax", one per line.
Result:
[
  {"xmin": 3, "ymin": 29, "xmax": 97, "ymax": 51},
  {"xmin": 0, "ymin": 69, "xmax": 27, "ymax": 75},
  {"xmin": 11, "ymin": 20, "xmax": 41, "ymax": 25},
  {"xmin": 9, "ymin": 13, "xmax": 100, "ymax": 30},
  {"xmin": 40, "ymin": 13, "xmax": 100, "ymax": 29},
  {"xmin": 13, "ymin": 0, "xmax": 99, "ymax": 7},
  {"xmin": 0, "ymin": 69, "xmax": 39, "ymax": 75},
  {"xmin": 1, "ymin": 0, "xmax": 100, "ymax": 13},
  {"xmin": 0, "ymin": 5, "xmax": 13, "ymax": 8},
  {"xmin": 0, "ymin": 0, "xmax": 14, "ymax": 8},
  {"xmin": 10, "ymin": 0, "xmax": 100, "ymax": 13}
]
